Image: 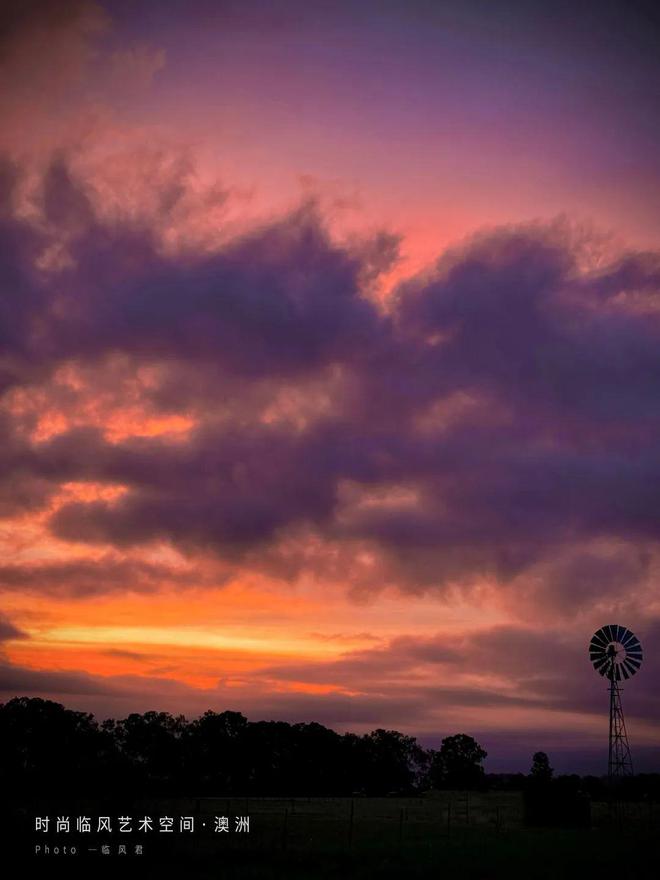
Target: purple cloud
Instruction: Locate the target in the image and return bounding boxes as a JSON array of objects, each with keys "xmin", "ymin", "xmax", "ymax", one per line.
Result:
[
  {"xmin": 0, "ymin": 159, "xmax": 660, "ymax": 611},
  {"xmin": 0, "ymin": 614, "xmax": 27, "ymax": 642}
]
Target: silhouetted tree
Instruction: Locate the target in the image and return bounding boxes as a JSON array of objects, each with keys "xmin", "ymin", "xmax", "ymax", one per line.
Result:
[
  {"xmin": 288, "ymin": 722, "xmax": 345, "ymax": 795},
  {"xmin": 184, "ymin": 710, "xmax": 249, "ymax": 794},
  {"xmin": 113, "ymin": 710, "xmax": 187, "ymax": 794},
  {"xmin": 428, "ymin": 733, "xmax": 487, "ymax": 789},
  {"xmin": 0, "ymin": 696, "xmax": 106, "ymax": 794},
  {"xmin": 530, "ymin": 751, "xmax": 553, "ymax": 781},
  {"xmin": 359, "ymin": 728, "xmax": 429, "ymax": 795}
]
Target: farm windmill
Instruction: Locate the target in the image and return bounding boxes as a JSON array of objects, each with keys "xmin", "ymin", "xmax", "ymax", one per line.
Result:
[{"xmin": 589, "ymin": 624, "xmax": 642, "ymax": 781}]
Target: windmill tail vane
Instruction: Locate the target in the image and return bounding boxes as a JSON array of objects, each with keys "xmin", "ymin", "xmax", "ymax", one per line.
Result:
[{"xmin": 589, "ymin": 624, "xmax": 642, "ymax": 781}]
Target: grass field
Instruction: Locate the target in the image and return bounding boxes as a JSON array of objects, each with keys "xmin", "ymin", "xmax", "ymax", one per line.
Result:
[{"xmin": 11, "ymin": 793, "xmax": 660, "ymax": 878}]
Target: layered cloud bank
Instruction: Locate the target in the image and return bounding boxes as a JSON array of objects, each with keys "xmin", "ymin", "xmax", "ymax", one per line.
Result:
[
  {"xmin": 1, "ymin": 0, "xmax": 660, "ymax": 770},
  {"xmin": 3, "ymin": 159, "xmax": 660, "ymax": 602}
]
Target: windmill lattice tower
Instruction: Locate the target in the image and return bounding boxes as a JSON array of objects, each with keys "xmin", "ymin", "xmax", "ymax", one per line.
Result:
[{"xmin": 589, "ymin": 624, "xmax": 642, "ymax": 781}]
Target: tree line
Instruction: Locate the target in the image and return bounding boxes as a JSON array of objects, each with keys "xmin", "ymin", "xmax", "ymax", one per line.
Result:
[
  {"xmin": 1, "ymin": 697, "xmax": 658, "ymax": 801},
  {"xmin": 0, "ymin": 697, "xmax": 487, "ymax": 796}
]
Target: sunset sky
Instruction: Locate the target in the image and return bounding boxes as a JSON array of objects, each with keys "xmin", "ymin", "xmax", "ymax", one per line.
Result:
[{"xmin": 1, "ymin": 0, "xmax": 660, "ymax": 773}]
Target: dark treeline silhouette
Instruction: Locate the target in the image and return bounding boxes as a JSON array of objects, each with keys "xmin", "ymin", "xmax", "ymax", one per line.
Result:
[
  {"xmin": 522, "ymin": 751, "xmax": 660, "ymax": 826},
  {"xmin": 2, "ymin": 697, "xmax": 659, "ymax": 802},
  {"xmin": 0, "ymin": 697, "xmax": 486, "ymax": 797}
]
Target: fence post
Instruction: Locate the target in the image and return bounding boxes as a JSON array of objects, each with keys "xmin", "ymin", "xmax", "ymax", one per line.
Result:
[
  {"xmin": 447, "ymin": 801, "xmax": 451, "ymax": 836},
  {"xmin": 398, "ymin": 808, "xmax": 404, "ymax": 847},
  {"xmin": 281, "ymin": 808, "xmax": 288, "ymax": 851},
  {"xmin": 348, "ymin": 798, "xmax": 355, "ymax": 850}
]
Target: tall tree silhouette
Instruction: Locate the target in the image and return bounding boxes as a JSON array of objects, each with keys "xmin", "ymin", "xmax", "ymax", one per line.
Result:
[
  {"xmin": 429, "ymin": 733, "xmax": 487, "ymax": 789},
  {"xmin": 530, "ymin": 751, "xmax": 553, "ymax": 782}
]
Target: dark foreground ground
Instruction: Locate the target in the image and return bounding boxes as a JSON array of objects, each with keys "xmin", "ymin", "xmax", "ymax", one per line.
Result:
[{"xmin": 6, "ymin": 793, "xmax": 659, "ymax": 879}]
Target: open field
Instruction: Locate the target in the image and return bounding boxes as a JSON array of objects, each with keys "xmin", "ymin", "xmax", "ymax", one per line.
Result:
[{"xmin": 7, "ymin": 793, "xmax": 660, "ymax": 878}]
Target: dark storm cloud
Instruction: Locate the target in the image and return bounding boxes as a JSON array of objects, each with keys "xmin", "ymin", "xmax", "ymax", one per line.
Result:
[
  {"xmin": 524, "ymin": 545, "xmax": 652, "ymax": 615},
  {"xmin": 0, "ymin": 557, "xmax": 215, "ymax": 597},
  {"xmin": 2, "ymin": 159, "xmax": 660, "ymax": 604},
  {"xmin": 43, "ymin": 424, "xmax": 343, "ymax": 551},
  {"xmin": 0, "ymin": 615, "xmax": 27, "ymax": 642},
  {"xmin": 36, "ymin": 157, "xmax": 385, "ymax": 377},
  {"xmin": 0, "ymin": 660, "xmax": 124, "ymax": 696},
  {"xmin": 397, "ymin": 230, "xmax": 660, "ymax": 422},
  {"xmin": 0, "ymin": 661, "xmax": 224, "ymax": 719},
  {"xmin": 0, "ymin": 159, "xmax": 50, "ymax": 390},
  {"xmin": 0, "ymin": 153, "xmax": 359, "ymax": 382}
]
